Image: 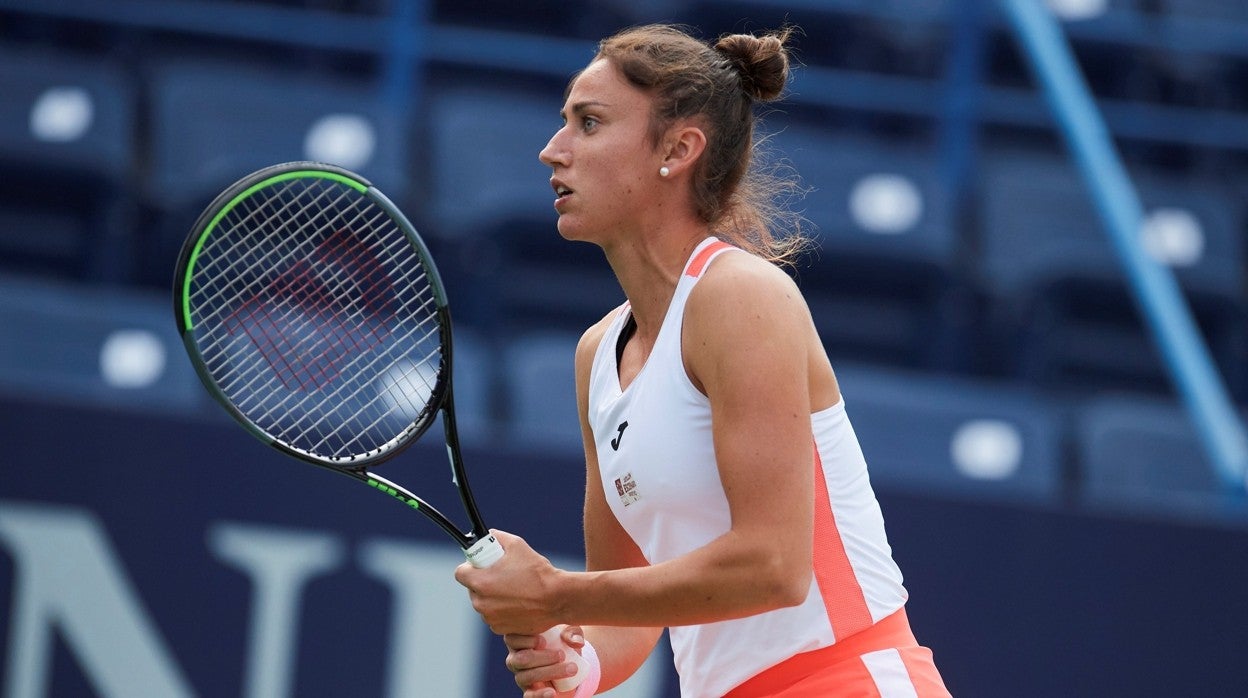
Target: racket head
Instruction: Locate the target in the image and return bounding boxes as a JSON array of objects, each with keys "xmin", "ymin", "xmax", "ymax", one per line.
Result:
[{"xmin": 174, "ymin": 162, "xmax": 453, "ymax": 472}]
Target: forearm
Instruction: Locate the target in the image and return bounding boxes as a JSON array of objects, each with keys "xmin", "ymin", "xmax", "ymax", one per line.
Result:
[
  {"xmin": 581, "ymin": 625, "xmax": 662, "ymax": 693},
  {"xmin": 562, "ymin": 530, "xmax": 810, "ymax": 629}
]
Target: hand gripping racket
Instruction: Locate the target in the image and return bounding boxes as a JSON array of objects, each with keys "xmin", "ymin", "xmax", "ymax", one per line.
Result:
[{"xmin": 173, "ymin": 162, "xmax": 586, "ymax": 691}]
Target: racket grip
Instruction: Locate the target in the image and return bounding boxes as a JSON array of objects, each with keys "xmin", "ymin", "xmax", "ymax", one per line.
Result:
[
  {"xmin": 464, "ymin": 533, "xmax": 505, "ymax": 568},
  {"xmin": 463, "ymin": 535, "xmax": 588, "ymax": 692}
]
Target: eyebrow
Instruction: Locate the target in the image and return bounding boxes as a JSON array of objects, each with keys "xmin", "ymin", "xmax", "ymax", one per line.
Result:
[{"xmin": 560, "ymin": 100, "xmax": 610, "ymax": 120}]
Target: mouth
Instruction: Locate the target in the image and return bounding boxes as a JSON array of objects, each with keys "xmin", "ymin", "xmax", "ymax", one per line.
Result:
[{"xmin": 551, "ymin": 178, "xmax": 574, "ymax": 205}]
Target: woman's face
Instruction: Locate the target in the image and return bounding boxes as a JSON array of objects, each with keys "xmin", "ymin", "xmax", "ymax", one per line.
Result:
[{"xmin": 539, "ymin": 58, "xmax": 661, "ymax": 244}]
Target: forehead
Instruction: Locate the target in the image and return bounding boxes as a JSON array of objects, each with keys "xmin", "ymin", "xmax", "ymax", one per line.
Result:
[{"xmin": 564, "ymin": 58, "xmax": 647, "ymax": 108}]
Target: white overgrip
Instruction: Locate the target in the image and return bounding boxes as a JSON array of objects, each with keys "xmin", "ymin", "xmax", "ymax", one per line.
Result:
[
  {"xmin": 463, "ymin": 534, "xmax": 588, "ymax": 692},
  {"xmin": 464, "ymin": 533, "xmax": 505, "ymax": 568}
]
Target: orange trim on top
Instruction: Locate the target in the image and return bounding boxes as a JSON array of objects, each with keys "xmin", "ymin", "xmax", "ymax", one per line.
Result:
[
  {"xmin": 684, "ymin": 240, "xmax": 733, "ymax": 277},
  {"xmin": 811, "ymin": 442, "xmax": 874, "ymax": 641}
]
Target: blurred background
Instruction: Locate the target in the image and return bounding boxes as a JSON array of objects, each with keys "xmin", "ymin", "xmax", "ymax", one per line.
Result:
[{"xmin": 1, "ymin": 0, "xmax": 1247, "ymax": 696}]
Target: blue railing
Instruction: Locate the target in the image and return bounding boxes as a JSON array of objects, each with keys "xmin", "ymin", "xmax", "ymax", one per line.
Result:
[{"xmin": 1001, "ymin": 0, "xmax": 1248, "ymax": 493}]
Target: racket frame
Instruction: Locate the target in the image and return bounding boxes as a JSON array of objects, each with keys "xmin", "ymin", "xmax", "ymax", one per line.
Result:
[{"xmin": 173, "ymin": 161, "xmax": 490, "ymax": 550}]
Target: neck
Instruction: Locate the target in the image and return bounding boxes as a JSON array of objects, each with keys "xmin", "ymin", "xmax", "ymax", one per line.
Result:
[{"xmin": 603, "ymin": 225, "xmax": 713, "ymax": 338}]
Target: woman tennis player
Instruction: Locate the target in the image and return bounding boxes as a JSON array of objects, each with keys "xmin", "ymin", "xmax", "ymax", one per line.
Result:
[{"xmin": 455, "ymin": 24, "xmax": 951, "ymax": 698}]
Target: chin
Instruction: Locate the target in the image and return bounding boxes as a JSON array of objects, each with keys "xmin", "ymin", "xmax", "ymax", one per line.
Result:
[
  {"xmin": 555, "ymin": 218, "xmax": 587, "ymax": 243},
  {"xmin": 555, "ymin": 216, "xmax": 612, "ymax": 248}
]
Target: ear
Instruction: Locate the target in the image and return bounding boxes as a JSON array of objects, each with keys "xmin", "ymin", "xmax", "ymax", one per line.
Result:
[{"xmin": 660, "ymin": 125, "xmax": 707, "ymax": 177}]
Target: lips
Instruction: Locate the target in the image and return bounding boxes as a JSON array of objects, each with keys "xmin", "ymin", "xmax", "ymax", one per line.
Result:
[{"xmin": 551, "ymin": 178, "xmax": 574, "ymax": 210}]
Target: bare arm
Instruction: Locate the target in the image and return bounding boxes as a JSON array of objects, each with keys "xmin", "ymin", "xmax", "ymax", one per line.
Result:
[
  {"xmin": 458, "ymin": 256, "xmax": 821, "ymax": 633},
  {"xmin": 559, "ymin": 254, "xmax": 817, "ymax": 625}
]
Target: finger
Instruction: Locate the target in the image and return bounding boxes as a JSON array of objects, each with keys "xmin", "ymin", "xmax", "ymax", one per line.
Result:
[
  {"xmin": 514, "ymin": 659, "xmax": 582, "ymax": 693},
  {"xmin": 560, "ymin": 625, "xmax": 586, "ymax": 649},
  {"xmin": 507, "ymin": 647, "xmax": 565, "ymax": 673},
  {"xmin": 490, "ymin": 529, "xmax": 525, "ymax": 547},
  {"xmin": 503, "ymin": 633, "xmax": 541, "ymax": 651},
  {"xmin": 452, "ymin": 562, "xmax": 475, "ymax": 589}
]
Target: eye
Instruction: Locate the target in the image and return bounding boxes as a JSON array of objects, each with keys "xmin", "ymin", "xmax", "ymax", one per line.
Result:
[{"xmin": 581, "ymin": 116, "xmax": 599, "ymax": 132}]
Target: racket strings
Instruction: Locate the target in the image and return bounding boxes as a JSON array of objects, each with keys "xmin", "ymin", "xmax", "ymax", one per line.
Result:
[
  {"xmin": 196, "ymin": 179, "xmax": 350, "ymax": 310},
  {"xmin": 238, "ymin": 215, "xmax": 441, "ymax": 440},
  {"xmin": 300, "ymin": 294, "xmax": 443, "ymax": 457},
  {"xmin": 221, "ymin": 202, "xmax": 398, "ymax": 393},
  {"xmin": 219, "ymin": 208, "xmax": 440, "ymax": 456},
  {"xmin": 197, "ymin": 183, "xmax": 368, "ymax": 399},
  {"xmin": 188, "ymin": 177, "xmax": 447, "ymax": 461},
  {"xmin": 195, "ymin": 183, "xmax": 356, "ymax": 387},
  {"xmin": 232, "ymin": 248, "xmax": 437, "ymax": 450}
]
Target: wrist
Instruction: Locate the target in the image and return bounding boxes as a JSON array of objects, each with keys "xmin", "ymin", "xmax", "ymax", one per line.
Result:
[{"xmin": 549, "ymin": 567, "xmax": 580, "ymax": 623}]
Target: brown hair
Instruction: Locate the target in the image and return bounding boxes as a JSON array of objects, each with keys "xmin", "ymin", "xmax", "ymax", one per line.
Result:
[{"xmin": 591, "ymin": 24, "xmax": 808, "ymax": 265}]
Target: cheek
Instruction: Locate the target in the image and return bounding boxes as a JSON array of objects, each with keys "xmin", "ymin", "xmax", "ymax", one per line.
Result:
[{"xmin": 601, "ymin": 160, "xmax": 645, "ymax": 201}]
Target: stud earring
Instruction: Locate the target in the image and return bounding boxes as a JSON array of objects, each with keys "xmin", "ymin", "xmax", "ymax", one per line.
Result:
[{"xmin": 659, "ymin": 166, "xmax": 670, "ymax": 177}]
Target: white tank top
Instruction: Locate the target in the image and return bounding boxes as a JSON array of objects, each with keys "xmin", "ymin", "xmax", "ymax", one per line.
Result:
[{"xmin": 587, "ymin": 237, "xmax": 908, "ymax": 698}]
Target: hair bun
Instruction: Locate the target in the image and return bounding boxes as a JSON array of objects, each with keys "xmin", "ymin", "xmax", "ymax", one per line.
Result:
[{"xmin": 714, "ymin": 28, "xmax": 792, "ymax": 102}]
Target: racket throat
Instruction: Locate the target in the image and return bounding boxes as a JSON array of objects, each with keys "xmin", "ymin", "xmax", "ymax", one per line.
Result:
[{"xmin": 366, "ymin": 475, "xmax": 423, "ymax": 511}]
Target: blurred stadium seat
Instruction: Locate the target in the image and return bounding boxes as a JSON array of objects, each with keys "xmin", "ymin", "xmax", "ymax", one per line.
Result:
[
  {"xmin": 0, "ymin": 47, "xmax": 134, "ymax": 179},
  {"xmin": 421, "ymin": 82, "xmax": 622, "ymax": 337},
  {"xmin": 1075, "ymin": 393, "xmax": 1245, "ymax": 517},
  {"xmin": 781, "ymin": 125, "xmax": 969, "ymax": 370},
  {"xmin": 836, "ymin": 362, "xmax": 1065, "ymax": 503},
  {"xmin": 976, "ymin": 149, "xmax": 1246, "ymax": 397},
  {"xmin": 0, "ymin": 46, "xmax": 137, "ymax": 281},
  {"xmin": 500, "ymin": 331, "xmax": 582, "ymax": 453},
  {"xmin": 146, "ymin": 60, "xmax": 410, "ymax": 207},
  {"xmin": 0, "ymin": 274, "xmax": 203, "ymax": 411},
  {"xmin": 139, "ymin": 59, "xmax": 412, "ymax": 286},
  {"xmin": 1158, "ymin": 0, "xmax": 1248, "ymax": 22},
  {"xmin": 490, "ymin": 220, "xmax": 621, "ymax": 336},
  {"xmin": 431, "ymin": 0, "xmax": 637, "ymax": 38},
  {"xmin": 422, "ymin": 82, "xmax": 560, "ymax": 242},
  {"xmin": 786, "ymin": 127, "xmax": 957, "ymax": 269}
]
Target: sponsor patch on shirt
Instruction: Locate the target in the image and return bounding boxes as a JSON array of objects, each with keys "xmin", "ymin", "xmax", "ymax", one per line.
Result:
[{"xmin": 613, "ymin": 472, "xmax": 641, "ymax": 507}]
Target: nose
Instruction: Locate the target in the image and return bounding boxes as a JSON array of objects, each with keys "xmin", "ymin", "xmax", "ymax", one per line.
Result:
[{"xmin": 539, "ymin": 126, "xmax": 568, "ymax": 168}]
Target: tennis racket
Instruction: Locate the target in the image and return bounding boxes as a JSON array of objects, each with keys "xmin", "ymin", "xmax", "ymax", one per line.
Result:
[{"xmin": 173, "ymin": 161, "xmax": 586, "ymax": 691}]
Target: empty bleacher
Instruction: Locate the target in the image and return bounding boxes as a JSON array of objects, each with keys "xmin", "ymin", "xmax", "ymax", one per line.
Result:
[
  {"xmin": 0, "ymin": 0, "xmax": 1246, "ymax": 524},
  {"xmin": 835, "ymin": 362, "xmax": 1066, "ymax": 504},
  {"xmin": 782, "ymin": 124, "xmax": 968, "ymax": 370},
  {"xmin": 975, "ymin": 149, "xmax": 1247, "ymax": 397},
  {"xmin": 0, "ymin": 45, "xmax": 138, "ymax": 283},
  {"xmin": 1075, "ymin": 393, "xmax": 1248, "ymax": 519}
]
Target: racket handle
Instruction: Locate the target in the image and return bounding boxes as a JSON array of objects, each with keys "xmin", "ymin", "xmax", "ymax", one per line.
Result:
[
  {"xmin": 464, "ymin": 533, "xmax": 506, "ymax": 568},
  {"xmin": 463, "ymin": 535, "xmax": 589, "ymax": 692}
]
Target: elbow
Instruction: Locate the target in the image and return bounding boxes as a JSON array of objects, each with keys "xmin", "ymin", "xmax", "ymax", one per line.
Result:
[
  {"xmin": 777, "ymin": 567, "xmax": 813, "ymax": 608},
  {"xmin": 756, "ymin": 554, "xmax": 812, "ymax": 610}
]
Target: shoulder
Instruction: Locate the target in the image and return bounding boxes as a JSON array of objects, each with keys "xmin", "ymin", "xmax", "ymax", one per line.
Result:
[
  {"xmin": 682, "ymin": 250, "xmax": 813, "ymax": 390},
  {"xmin": 575, "ymin": 304, "xmax": 626, "ymax": 379},
  {"xmin": 686, "ymin": 249, "xmax": 807, "ymax": 325}
]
